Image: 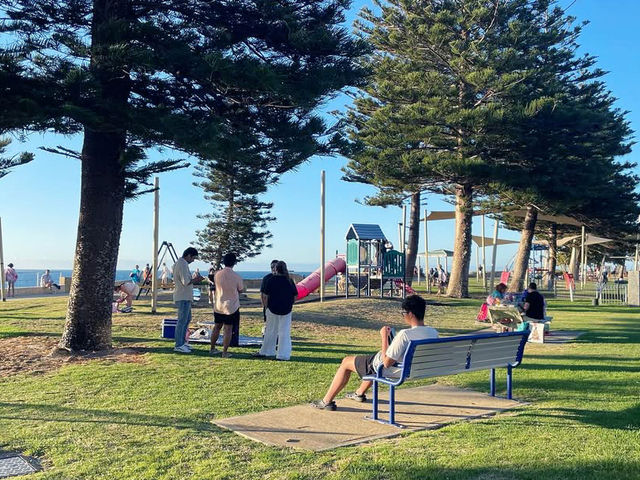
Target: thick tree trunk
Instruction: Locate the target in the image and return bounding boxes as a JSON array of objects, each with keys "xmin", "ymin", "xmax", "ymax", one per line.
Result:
[
  {"xmin": 545, "ymin": 223, "xmax": 558, "ymax": 290},
  {"xmin": 447, "ymin": 184, "xmax": 473, "ymax": 298},
  {"xmin": 59, "ymin": 130, "xmax": 126, "ymax": 351},
  {"xmin": 59, "ymin": 0, "xmax": 131, "ymax": 351},
  {"xmin": 405, "ymin": 192, "xmax": 420, "ymax": 286},
  {"xmin": 509, "ymin": 205, "xmax": 538, "ymax": 292}
]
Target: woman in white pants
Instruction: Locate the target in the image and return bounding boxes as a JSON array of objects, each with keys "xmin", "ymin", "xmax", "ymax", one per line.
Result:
[{"xmin": 254, "ymin": 261, "xmax": 298, "ymax": 361}]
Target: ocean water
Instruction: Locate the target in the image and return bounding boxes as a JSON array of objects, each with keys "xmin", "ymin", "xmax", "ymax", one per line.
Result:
[{"xmin": 9, "ymin": 269, "xmax": 312, "ymax": 288}]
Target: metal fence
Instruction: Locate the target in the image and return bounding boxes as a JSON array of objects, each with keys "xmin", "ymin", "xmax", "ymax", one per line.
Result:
[{"xmin": 598, "ymin": 282, "xmax": 628, "ymax": 305}]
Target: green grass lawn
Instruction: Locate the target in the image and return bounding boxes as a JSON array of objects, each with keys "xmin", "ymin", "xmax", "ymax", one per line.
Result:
[{"xmin": 0, "ymin": 291, "xmax": 639, "ymax": 479}]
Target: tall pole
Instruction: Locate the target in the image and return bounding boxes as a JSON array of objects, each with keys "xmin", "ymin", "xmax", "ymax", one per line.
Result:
[
  {"xmin": 481, "ymin": 214, "xmax": 487, "ymax": 291},
  {"xmin": 320, "ymin": 170, "xmax": 326, "ymax": 302},
  {"xmin": 151, "ymin": 177, "xmax": 160, "ymax": 313},
  {"xmin": 0, "ymin": 217, "xmax": 5, "ymax": 301},
  {"xmin": 475, "ymin": 245, "xmax": 480, "ymax": 281},
  {"xmin": 489, "ymin": 219, "xmax": 499, "ymax": 289},
  {"xmin": 424, "ymin": 208, "xmax": 429, "ymax": 293},
  {"xmin": 580, "ymin": 225, "xmax": 586, "ymax": 288},
  {"xmin": 635, "ymin": 236, "xmax": 639, "ymax": 271},
  {"xmin": 401, "ymin": 203, "xmax": 407, "ymax": 253}
]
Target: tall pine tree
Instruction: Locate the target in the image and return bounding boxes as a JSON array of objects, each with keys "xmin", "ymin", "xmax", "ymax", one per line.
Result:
[
  {"xmin": 0, "ymin": 0, "xmax": 366, "ymax": 350},
  {"xmin": 194, "ymin": 157, "xmax": 275, "ymax": 268}
]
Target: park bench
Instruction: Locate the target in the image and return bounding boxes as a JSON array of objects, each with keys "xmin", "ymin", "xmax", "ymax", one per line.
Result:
[{"xmin": 363, "ymin": 331, "xmax": 529, "ymax": 427}]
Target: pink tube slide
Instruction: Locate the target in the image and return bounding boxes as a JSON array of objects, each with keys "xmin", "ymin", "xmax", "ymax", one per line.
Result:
[{"xmin": 296, "ymin": 257, "xmax": 346, "ymax": 300}]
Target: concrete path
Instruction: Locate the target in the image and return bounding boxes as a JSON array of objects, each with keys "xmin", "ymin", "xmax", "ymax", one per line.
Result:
[{"xmin": 214, "ymin": 385, "xmax": 522, "ymax": 451}]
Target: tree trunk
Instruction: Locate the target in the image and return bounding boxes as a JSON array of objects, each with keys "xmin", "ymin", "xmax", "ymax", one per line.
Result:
[
  {"xmin": 447, "ymin": 184, "xmax": 473, "ymax": 298},
  {"xmin": 404, "ymin": 192, "xmax": 420, "ymax": 286},
  {"xmin": 509, "ymin": 205, "xmax": 538, "ymax": 292},
  {"xmin": 59, "ymin": 130, "xmax": 127, "ymax": 351},
  {"xmin": 59, "ymin": 0, "xmax": 131, "ymax": 351},
  {"xmin": 545, "ymin": 223, "xmax": 558, "ymax": 290}
]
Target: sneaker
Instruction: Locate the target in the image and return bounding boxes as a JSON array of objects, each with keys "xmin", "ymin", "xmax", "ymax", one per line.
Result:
[
  {"xmin": 209, "ymin": 348, "xmax": 221, "ymax": 356},
  {"xmin": 345, "ymin": 392, "xmax": 367, "ymax": 403},
  {"xmin": 174, "ymin": 345, "xmax": 191, "ymax": 353},
  {"xmin": 251, "ymin": 352, "xmax": 268, "ymax": 358},
  {"xmin": 310, "ymin": 399, "xmax": 337, "ymax": 411},
  {"xmin": 221, "ymin": 352, "xmax": 232, "ymax": 358}
]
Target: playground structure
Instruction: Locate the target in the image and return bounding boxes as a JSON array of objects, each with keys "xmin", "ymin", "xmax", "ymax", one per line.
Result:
[
  {"xmin": 136, "ymin": 241, "xmax": 179, "ymax": 299},
  {"xmin": 296, "ymin": 257, "xmax": 346, "ymax": 300},
  {"xmin": 344, "ymin": 224, "xmax": 408, "ymax": 299}
]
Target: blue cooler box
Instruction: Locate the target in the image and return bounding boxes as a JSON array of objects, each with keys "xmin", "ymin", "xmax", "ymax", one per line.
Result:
[{"xmin": 162, "ymin": 319, "xmax": 178, "ymax": 339}]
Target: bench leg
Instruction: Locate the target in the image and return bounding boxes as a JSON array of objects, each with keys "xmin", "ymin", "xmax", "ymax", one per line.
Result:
[
  {"xmin": 372, "ymin": 380, "xmax": 379, "ymax": 421},
  {"xmin": 388, "ymin": 385, "xmax": 395, "ymax": 426},
  {"xmin": 507, "ymin": 365, "xmax": 513, "ymax": 400},
  {"xmin": 490, "ymin": 368, "xmax": 496, "ymax": 396}
]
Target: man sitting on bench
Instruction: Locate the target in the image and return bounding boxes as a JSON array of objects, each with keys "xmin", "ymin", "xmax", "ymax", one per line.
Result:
[{"xmin": 311, "ymin": 295, "xmax": 438, "ymax": 411}]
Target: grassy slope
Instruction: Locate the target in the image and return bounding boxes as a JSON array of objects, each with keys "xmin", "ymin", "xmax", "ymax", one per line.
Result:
[{"xmin": 0, "ymin": 289, "xmax": 638, "ymax": 480}]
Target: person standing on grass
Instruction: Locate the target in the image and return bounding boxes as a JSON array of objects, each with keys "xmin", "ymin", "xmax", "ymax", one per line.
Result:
[
  {"xmin": 172, "ymin": 247, "xmax": 198, "ymax": 353},
  {"xmin": 207, "ymin": 266, "xmax": 217, "ymax": 305},
  {"xmin": 311, "ymin": 295, "xmax": 438, "ymax": 411},
  {"xmin": 130, "ymin": 264, "xmax": 141, "ymax": 284},
  {"xmin": 254, "ymin": 260, "xmax": 298, "ymax": 361},
  {"xmin": 260, "ymin": 260, "xmax": 279, "ymax": 323},
  {"xmin": 160, "ymin": 263, "xmax": 171, "ymax": 287},
  {"xmin": 5, "ymin": 263, "xmax": 17, "ymax": 297},
  {"xmin": 210, "ymin": 253, "xmax": 243, "ymax": 358}
]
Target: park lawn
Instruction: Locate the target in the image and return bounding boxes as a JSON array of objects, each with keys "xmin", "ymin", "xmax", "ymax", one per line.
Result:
[{"xmin": 0, "ymin": 293, "xmax": 638, "ymax": 480}]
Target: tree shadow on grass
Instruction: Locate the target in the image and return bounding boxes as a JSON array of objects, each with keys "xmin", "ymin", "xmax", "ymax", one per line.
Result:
[
  {"xmin": 349, "ymin": 460, "xmax": 640, "ymax": 480},
  {"xmin": 0, "ymin": 401, "xmax": 225, "ymax": 433},
  {"xmin": 515, "ymin": 404, "xmax": 640, "ymax": 431}
]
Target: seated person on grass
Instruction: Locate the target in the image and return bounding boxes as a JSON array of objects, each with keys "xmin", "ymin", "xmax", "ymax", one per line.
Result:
[
  {"xmin": 311, "ymin": 295, "xmax": 438, "ymax": 411},
  {"xmin": 522, "ymin": 282, "xmax": 545, "ymax": 321}
]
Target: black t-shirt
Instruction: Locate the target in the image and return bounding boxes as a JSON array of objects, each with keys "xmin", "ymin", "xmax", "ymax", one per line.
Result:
[
  {"xmin": 264, "ymin": 275, "xmax": 298, "ymax": 316},
  {"xmin": 260, "ymin": 273, "xmax": 273, "ymax": 294},
  {"xmin": 524, "ymin": 290, "xmax": 545, "ymax": 320}
]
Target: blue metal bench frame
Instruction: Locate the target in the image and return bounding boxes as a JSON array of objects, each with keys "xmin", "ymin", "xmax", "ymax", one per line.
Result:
[{"xmin": 363, "ymin": 331, "xmax": 528, "ymax": 427}]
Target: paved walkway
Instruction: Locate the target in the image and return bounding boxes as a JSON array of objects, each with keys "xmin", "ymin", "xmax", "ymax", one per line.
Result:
[{"xmin": 214, "ymin": 385, "xmax": 523, "ymax": 451}]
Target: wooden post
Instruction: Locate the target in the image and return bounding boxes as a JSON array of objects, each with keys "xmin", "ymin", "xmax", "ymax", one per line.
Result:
[
  {"xmin": 0, "ymin": 217, "xmax": 5, "ymax": 302},
  {"xmin": 481, "ymin": 214, "xmax": 487, "ymax": 291},
  {"xmin": 320, "ymin": 170, "xmax": 326, "ymax": 302},
  {"xmin": 580, "ymin": 226, "xmax": 586, "ymax": 288},
  {"xmin": 424, "ymin": 208, "xmax": 429, "ymax": 293},
  {"xmin": 151, "ymin": 177, "xmax": 160, "ymax": 313},
  {"xmin": 475, "ymin": 245, "xmax": 480, "ymax": 282},
  {"xmin": 489, "ymin": 219, "xmax": 499, "ymax": 289}
]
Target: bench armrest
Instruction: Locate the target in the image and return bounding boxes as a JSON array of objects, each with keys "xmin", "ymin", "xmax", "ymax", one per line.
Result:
[{"xmin": 362, "ymin": 363, "xmax": 405, "ymax": 387}]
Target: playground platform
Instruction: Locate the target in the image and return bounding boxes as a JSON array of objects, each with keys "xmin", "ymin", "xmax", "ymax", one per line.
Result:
[{"xmin": 214, "ymin": 384, "xmax": 522, "ymax": 451}]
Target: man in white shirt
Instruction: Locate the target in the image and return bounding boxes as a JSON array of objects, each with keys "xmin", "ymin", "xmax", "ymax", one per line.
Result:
[
  {"xmin": 311, "ymin": 295, "xmax": 438, "ymax": 411},
  {"xmin": 40, "ymin": 269, "xmax": 61, "ymax": 291},
  {"xmin": 172, "ymin": 247, "xmax": 198, "ymax": 353}
]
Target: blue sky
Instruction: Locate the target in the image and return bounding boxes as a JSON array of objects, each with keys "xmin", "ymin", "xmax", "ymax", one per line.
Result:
[{"xmin": 1, "ymin": 0, "xmax": 638, "ymax": 273}]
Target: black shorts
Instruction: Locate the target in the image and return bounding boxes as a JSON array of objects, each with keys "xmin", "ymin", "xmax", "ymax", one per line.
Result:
[
  {"xmin": 354, "ymin": 353, "xmax": 377, "ymax": 379},
  {"xmin": 214, "ymin": 310, "xmax": 239, "ymax": 325}
]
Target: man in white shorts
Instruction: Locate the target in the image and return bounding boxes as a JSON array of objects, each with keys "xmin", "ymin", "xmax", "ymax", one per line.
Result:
[{"xmin": 311, "ymin": 295, "xmax": 438, "ymax": 411}]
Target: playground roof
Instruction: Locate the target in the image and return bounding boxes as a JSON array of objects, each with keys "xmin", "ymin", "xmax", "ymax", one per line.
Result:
[{"xmin": 346, "ymin": 224, "xmax": 387, "ymax": 241}]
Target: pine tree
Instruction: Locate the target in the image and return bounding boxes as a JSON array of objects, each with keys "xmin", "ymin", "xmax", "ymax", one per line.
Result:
[
  {"xmin": 0, "ymin": 138, "xmax": 33, "ymax": 179},
  {"xmin": 0, "ymin": 0, "xmax": 366, "ymax": 350},
  {"xmin": 194, "ymin": 158, "xmax": 275, "ymax": 268},
  {"xmin": 343, "ymin": 0, "xmax": 557, "ymax": 297}
]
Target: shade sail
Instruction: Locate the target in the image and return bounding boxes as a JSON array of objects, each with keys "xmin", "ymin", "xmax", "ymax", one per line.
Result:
[
  {"xmin": 472, "ymin": 235, "xmax": 519, "ymax": 247},
  {"xmin": 420, "ymin": 249, "xmax": 454, "ymax": 258},
  {"xmin": 508, "ymin": 210, "xmax": 583, "ymax": 227}
]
